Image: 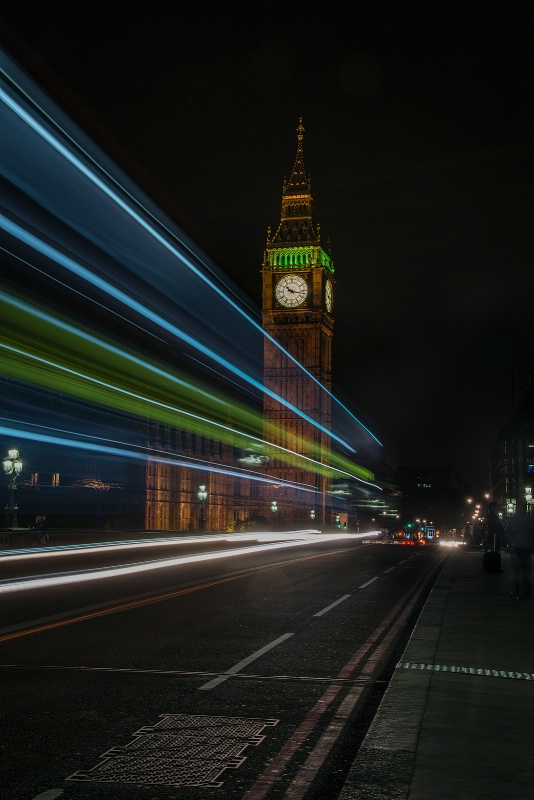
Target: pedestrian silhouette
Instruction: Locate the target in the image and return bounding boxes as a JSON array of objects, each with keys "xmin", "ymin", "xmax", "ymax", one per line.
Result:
[
  {"xmin": 486, "ymin": 502, "xmax": 505, "ymax": 552},
  {"xmin": 35, "ymin": 514, "xmax": 49, "ymax": 545},
  {"xmin": 482, "ymin": 502, "xmax": 504, "ymax": 572}
]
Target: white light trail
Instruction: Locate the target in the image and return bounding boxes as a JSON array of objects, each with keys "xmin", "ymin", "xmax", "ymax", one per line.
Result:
[{"xmin": 0, "ymin": 532, "xmax": 375, "ymax": 594}]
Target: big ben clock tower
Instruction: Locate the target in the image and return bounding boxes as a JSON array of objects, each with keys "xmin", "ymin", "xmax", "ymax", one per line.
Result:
[{"xmin": 262, "ymin": 120, "xmax": 334, "ymax": 526}]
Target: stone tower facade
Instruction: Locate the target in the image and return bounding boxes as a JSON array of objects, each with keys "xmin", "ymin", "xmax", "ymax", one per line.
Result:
[
  {"xmin": 145, "ymin": 121, "xmax": 335, "ymax": 532},
  {"xmin": 262, "ymin": 120, "xmax": 334, "ymax": 527}
]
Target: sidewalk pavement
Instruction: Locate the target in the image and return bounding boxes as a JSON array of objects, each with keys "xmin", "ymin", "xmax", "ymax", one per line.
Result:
[{"xmin": 339, "ymin": 546, "xmax": 534, "ymax": 800}]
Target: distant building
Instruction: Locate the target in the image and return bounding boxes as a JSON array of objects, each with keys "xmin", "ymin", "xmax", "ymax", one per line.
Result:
[
  {"xmin": 398, "ymin": 464, "xmax": 468, "ymax": 531},
  {"xmin": 490, "ymin": 369, "xmax": 534, "ymax": 517},
  {"xmin": 16, "ymin": 461, "xmax": 142, "ymax": 530}
]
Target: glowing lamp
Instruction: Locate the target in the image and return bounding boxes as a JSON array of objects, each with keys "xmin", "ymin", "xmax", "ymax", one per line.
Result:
[{"xmin": 197, "ymin": 484, "xmax": 208, "ymax": 531}]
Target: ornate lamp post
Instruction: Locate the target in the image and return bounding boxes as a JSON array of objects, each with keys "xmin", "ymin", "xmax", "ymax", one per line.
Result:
[
  {"xmin": 197, "ymin": 483, "xmax": 208, "ymax": 531},
  {"xmin": 525, "ymin": 486, "xmax": 532, "ymax": 513},
  {"xmin": 271, "ymin": 500, "xmax": 278, "ymax": 528},
  {"xmin": 3, "ymin": 448, "xmax": 23, "ymax": 529}
]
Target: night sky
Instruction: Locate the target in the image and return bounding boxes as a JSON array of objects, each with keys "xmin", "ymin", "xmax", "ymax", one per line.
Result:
[{"xmin": 1, "ymin": 1, "xmax": 532, "ymax": 494}]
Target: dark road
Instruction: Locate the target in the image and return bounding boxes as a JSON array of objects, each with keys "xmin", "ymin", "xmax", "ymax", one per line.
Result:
[{"xmin": 0, "ymin": 534, "xmax": 446, "ymax": 800}]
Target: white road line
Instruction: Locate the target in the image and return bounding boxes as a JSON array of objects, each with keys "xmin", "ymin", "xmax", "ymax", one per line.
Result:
[
  {"xmin": 313, "ymin": 594, "xmax": 351, "ymax": 617},
  {"xmin": 383, "ymin": 566, "xmax": 396, "ymax": 574},
  {"xmin": 31, "ymin": 790, "xmax": 63, "ymax": 799},
  {"xmin": 359, "ymin": 576, "xmax": 380, "ymax": 588},
  {"xmin": 198, "ymin": 633, "xmax": 294, "ymax": 690}
]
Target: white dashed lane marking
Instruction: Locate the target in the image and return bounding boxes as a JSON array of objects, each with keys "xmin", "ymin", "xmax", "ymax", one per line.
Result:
[
  {"xmin": 199, "ymin": 633, "xmax": 295, "ymax": 690},
  {"xmin": 313, "ymin": 594, "xmax": 351, "ymax": 617},
  {"xmin": 359, "ymin": 576, "xmax": 380, "ymax": 588}
]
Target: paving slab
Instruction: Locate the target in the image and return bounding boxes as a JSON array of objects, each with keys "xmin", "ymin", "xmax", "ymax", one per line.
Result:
[{"xmin": 339, "ymin": 549, "xmax": 534, "ymax": 800}]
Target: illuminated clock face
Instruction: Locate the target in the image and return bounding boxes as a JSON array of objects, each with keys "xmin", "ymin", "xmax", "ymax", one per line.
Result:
[
  {"xmin": 325, "ymin": 279, "xmax": 333, "ymax": 313},
  {"xmin": 275, "ymin": 274, "xmax": 308, "ymax": 308}
]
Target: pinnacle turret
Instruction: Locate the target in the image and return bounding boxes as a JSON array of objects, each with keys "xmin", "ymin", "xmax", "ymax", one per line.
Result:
[
  {"xmin": 269, "ymin": 118, "xmax": 319, "ymax": 247},
  {"xmin": 285, "ymin": 118, "xmax": 311, "ymax": 194}
]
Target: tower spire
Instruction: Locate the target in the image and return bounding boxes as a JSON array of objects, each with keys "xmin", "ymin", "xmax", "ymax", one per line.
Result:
[
  {"xmin": 270, "ymin": 117, "xmax": 319, "ymax": 247},
  {"xmin": 286, "ymin": 118, "xmax": 310, "ymax": 193}
]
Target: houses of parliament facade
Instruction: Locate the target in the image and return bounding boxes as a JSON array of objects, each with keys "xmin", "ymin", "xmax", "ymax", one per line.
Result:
[{"xmin": 145, "ymin": 121, "xmax": 335, "ymax": 531}]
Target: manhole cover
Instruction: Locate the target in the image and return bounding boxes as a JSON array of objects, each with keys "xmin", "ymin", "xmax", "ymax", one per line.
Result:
[{"xmin": 66, "ymin": 713, "xmax": 279, "ymax": 788}]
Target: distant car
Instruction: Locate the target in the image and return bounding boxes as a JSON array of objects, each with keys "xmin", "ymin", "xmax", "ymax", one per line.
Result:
[{"xmin": 395, "ymin": 533, "xmax": 425, "ymax": 546}]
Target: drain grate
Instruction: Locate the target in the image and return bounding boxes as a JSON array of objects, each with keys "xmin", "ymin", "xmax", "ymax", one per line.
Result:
[{"xmin": 66, "ymin": 713, "xmax": 279, "ymax": 788}]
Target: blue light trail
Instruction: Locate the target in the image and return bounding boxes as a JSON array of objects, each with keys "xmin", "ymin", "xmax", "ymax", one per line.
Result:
[
  {"xmin": 0, "ymin": 47, "xmax": 382, "ymax": 450},
  {"xmin": 0, "ymin": 46, "xmax": 387, "ymax": 515}
]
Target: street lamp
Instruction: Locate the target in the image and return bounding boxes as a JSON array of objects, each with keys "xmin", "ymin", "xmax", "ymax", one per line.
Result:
[
  {"xmin": 197, "ymin": 483, "xmax": 208, "ymax": 531},
  {"xmin": 3, "ymin": 449, "xmax": 23, "ymax": 529},
  {"xmin": 271, "ymin": 500, "xmax": 278, "ymax": 528}
]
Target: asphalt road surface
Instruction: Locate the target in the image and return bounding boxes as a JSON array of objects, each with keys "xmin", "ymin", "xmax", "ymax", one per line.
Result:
[{"xmin": 0, "ymin": 533, "xmax": 448, "ymax": 800}]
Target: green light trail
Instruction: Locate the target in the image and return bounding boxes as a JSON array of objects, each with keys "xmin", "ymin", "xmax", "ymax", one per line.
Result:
[{"xmin": 0, "ymin": 287, "xmax": 375, "ymax": 484}]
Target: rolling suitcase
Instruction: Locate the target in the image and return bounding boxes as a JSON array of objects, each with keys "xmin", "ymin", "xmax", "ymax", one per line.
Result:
[{"xmin": 483, "ymin": 531, "xmax": 502, "ymax": 573}]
